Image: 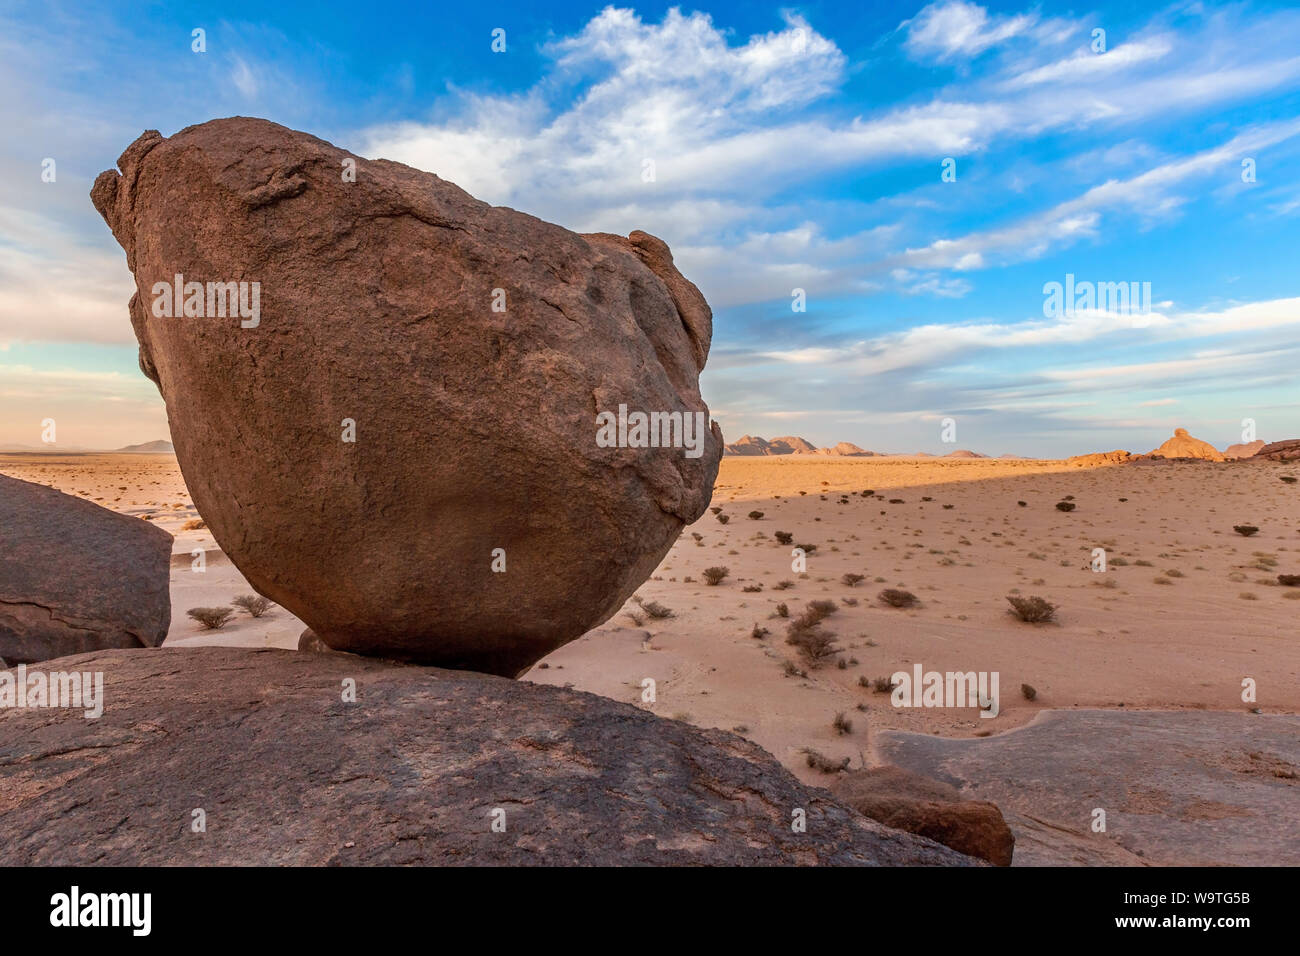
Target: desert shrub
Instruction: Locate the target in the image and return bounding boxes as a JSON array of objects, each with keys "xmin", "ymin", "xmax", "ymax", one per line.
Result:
[
  {"xmin": 752, "ymin": 624, "xmax": 770, "ymax": 640},
  {"xmin": 1278, "ymin": 574, "xmax": 1300, "ymax": 587},
  {"xmin": 878, "ymin": 588, "xmax": 917, "ymax": 608},
  {"xmin": 624, "ymin": 611, "xmax": 645, "ymax": 627},
  {"xmin": 943, "ymin": 504, "xmax": 954, "ymax": 509},
  {"xmin": 800, "ymin": 600, "xmax": 838, "ymax": 625},
  {"xmin": 795, "ymin": 543, "xmax": 817, "ymax": 554},
  {"xmin": 1233, "ymin": 525, "xmax": 1259, "ymax": 537},
  {"xmin": 773, "ymin": 580, "xmax": 794, "ymax": 590},
  {"xmin": 782, "ymin": 660, "xmax": 807, "ymax": 678},
  {"xmin": 841, "ymin": 572, "xmax": 866, "ymax": 587},
  {"xmin": 742, "ymin": 584, "xmax": 762, "ymax": 593},
  {"xmin": 1281, "ymin": 476, "xmax": 1297, "ymax": 484},
  {"xmin": 641, "ymin": 600, "xmax": 674, "ymax": 619},
  {"xmin": 1055, "ymin": 501, "xmax": 1075, "ymax": 512},
  {"xmin": 802, "ymin": 749, "xmax": 850, "ymax": 774},
  {"xmin": 716, "ymin": 514, "xmax": 730, "ymax": 525},
  {"xmin": 1017, "ymin": 500, "xmax": 1027, "ymax": 507},
  {"xmin": 181, "ymin": 518, "xmax": 206, "ymax": 531},
  {"xmin": 1006, "ymin": 595, "xmax": 1057, "ymax": 623},
  {"xmin": 187, "ymin": 607, "xmax": 235, "ymax": 630},
  {"xmin": 832, "ymin": 712, "xmax": 853, "ymax": 735},
  {"xmin": 709, "ymin": 506, "xmax": 722, "ymax": 515},
  {"xmin": 888, "ymin": 498, "xmax": 904, "ymax": 504},
  {"xmin": 1021, "ymin": 683, "xmax": 1037, "ymax": 701},
  {"xmin": 774, "ymin": 531, "xmax": 794, "ymax": 545},
  {"xmin": 747, "ymin": 510, "xmax": 764, "ymax": 520},
  {"xmin": 842, "ymin": 596, "xmax": 859, "ymax": 606},
  {"xmin": 872, "ymin": 676, "xmax": 896, "ymax": 693},
  {"xmin": 775, "ymin": 602, "xmax": 789, "ymax": 618},
  {"xmin": 703, "ymin": 566, "xmax": 730, "ymax": 586},
  {"xmin": 231, "ymin": 594, "xmax": 273, "ymax": 617}
]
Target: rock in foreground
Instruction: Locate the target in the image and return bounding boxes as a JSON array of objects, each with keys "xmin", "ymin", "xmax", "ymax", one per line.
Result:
[
  {"xmin": 0, "ymin": 648, "xmax": 975, "ymax": 866},
  {"xmin": 0, "ymin": 475, "xmax": 171, "ymax": 664},
  {"xmin": 1251, "ymin": 439, "xmax": 1300, "ymax": 462},
  {"xmin": 91, "ymin": 117, "xmax": 722, "ymax": 676},
  {"xmin": 831, "ymin": 766, "xmax": 1015, "ymax": 865}
]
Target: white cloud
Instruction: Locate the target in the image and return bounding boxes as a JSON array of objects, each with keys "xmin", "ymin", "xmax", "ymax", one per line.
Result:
[{"xmin": 902, "ymin": 1, "xmax": 1037, "ymax": 62}]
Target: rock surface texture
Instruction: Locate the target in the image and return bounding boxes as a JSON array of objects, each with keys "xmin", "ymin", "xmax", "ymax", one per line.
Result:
[
  {"xmin": 0, "ymin": 647, "xmax": 976, "ymax": 866},
  {"xmin": 831, "ymin": 766, "xmax": 1015, "ymax": 865},
  {"xmin": 91, "ymin": 117, "xmax": 722, "ymax": 676},
  {"xmin": 0, "ymin": 474, "xmax": 172, "ymax": 664},
  {"xmin": 878, "ymin": 710, "xmax": 1300, "ymax": 866}
]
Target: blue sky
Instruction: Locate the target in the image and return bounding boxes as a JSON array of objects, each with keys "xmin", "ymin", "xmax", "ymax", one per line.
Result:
[{"xmin": 2, "ymin": 0, "xmax": 1299, "ymax": 454}]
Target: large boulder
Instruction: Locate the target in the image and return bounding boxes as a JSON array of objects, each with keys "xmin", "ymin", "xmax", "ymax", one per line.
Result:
[
  {"xmin": 0, "ymin": 474, "xmax": 172, "ymax": 664},
  {"xmin": 0, "ymin": 647, "xmax": 976, "ymax": 866},
  {"xmin": 90, "ymin": 117, "xmax": 722, "ymax": 676},
  {"xmin": 831, "ymin": 766, "xmax": 1015, "ymax": 866},
  {"xmin": 1148, "ymin": 428, "xmax": 1224, "ymax": 461}
]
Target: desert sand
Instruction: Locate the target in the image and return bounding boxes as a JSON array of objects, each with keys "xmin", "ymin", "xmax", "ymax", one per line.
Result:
[{"xmin": 4, "ymin": 450, "xmax": 1296, "ymax": 795}]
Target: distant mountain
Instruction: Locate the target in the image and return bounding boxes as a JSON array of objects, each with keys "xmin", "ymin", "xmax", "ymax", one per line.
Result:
[
  {"xmin": 723, "ymin": 436, "xmax": 875, "ymax": 457},
  {"xmin": 114, "ymin": 440, "xmax": 175, "ymax": 453},
  {"xmin": 943, "ymin": 449, "xmax": 987, "ymax": 459}
]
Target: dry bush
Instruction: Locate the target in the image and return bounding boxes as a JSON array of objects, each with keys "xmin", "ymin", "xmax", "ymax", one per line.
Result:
[
  {"xmin": 877, "ymin": 588, "xmax": 917, "ymax": 608},
  {"xmin": 774, "ymin": 531, "xmax": 794, "ymax": 545},
  {"xmin": 1233, "ymin": 525, "xmax": 1259, "ymax": 537},
  {"xmin": 181, "ymin": 518, "xmax": 206, "ymax": 531},
  {"xmin": 742, "ymin": 584, "xmax": 762, "ymax": 593},
  {"xmin": 752, "ymin": 624, "xmax": 770, "ymax": 640},
  {"xmin": 775, "ymin": 602, "xmax": 789, "ymax": 618},
  {"xmin": 795, "ymin": 543, "xmax": 817, "ymax": 554},
  {"xmin": 1280, "ymin": 476, "xmax": 1297, "ymax": 484},
  {"xmin": 832, "ymin": 712, "xmax": 853, "ymax": 735},
  {"xmin": 772, "ymin": 580, "xmax": 794, "ymax": 590},
  {"xmin": 871, "ymin": 676, "xmax": 896, "ymax": 693},
  {"xmin": 1055, "ymin": 501, "xmax": 1075, "ymax": 512},
  {"xmin": 802, "ymin": 749, "xmax": 850, "ymax": 774},
  {"xmin": 785, "ymin": 600, "xmax": 840, "ymax": 665},
  {"xmin": 1021, "ymin": 683, "xmax": 1037, "ymax": 701},
  {"xmin": 716, "ymin": 514, "xmax": 729, "ymax": 524},
  {"xmin": 231, "ymin": 594, "xmax": 273, "ymax": 617},
  {"xmin": 639, "ymin": 600, "xmax": 674, "ymax": 619},
  {"xmin": 747, "ymin": 510, "xmax": 764, "ymax": 520},
  {"xmin": 1006, "ymin": 595, "xmax": 1057, "ymax": 623},
  {"xmin": 624, "ymin": 611, "xmax": 645, "ymax": 627},
  {"xmin": 187, "ymin": 607, "xmax": 235, "ymax": 630},
  {"xmin": 709, "ymin": 506, "xmax": 722, "ymax": 514},
  {"xmin": 841, "ymin": 572, "xmax": 866, "ymax": 587},
  {"xmin": 703, "ymin": 566, "xmax": 730, "ymax": 586},
  {"xmin": 1278, "ymin": 574, "xmax": 1300, "ymax": 587}
]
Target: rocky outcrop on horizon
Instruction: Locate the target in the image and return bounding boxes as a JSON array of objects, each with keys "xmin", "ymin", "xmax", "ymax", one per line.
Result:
[
  {"xmin": 723, "ymin": 435, "xmax": 876, "ymax": 456},
  {"xmin": 1250, "ymin": 439, "xmax": 1300, "ymax": 461},
  {"xmin": 91, "ymin": 117, "xmax": 721, "ymax": 677},
  {"xmin": 1222, "ymin": 439, "xmax": 1265, "ymax": 459},
  {"xmin": 0, "ymin": 647, "xmax": 979, "ymax": 866},
  {"xmin": 1147, "ymin": 428, "xmax": 1225, "ymax": 461},
  {"xmin": 0, "ymin": 474, "xmax": 171, "ymax": 664}
]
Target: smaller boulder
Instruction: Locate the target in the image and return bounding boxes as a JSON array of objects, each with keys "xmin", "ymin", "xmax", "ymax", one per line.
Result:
[
  {"xmin": 0, "ymin": 475, "xmax": 172, "ymax": 664},
  {"xmin": 831, "ymin": 765, "xmax": 1015, "ymax": 866}
]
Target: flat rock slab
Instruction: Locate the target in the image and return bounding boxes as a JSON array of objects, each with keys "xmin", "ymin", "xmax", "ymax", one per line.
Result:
[
  {"xmin": 0, "ymin": 647, "xmax": 975, "ymax": 866},
  {"xmin": 877, "ymin": 709, "xmax": 1299, "ymax": 866}
]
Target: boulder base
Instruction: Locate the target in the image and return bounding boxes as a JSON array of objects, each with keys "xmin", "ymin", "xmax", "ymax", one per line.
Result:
[{"xmin": 0, "ymin": 648, "xmax": 977, "ymax": 866}]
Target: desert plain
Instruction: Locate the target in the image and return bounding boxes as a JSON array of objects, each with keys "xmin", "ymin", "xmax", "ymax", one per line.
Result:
[{"xmin": 3, "ymin": 448, "xmax": 1298, "ymax": 864}]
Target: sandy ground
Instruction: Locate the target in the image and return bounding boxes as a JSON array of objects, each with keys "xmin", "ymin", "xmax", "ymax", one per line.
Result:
[{"xmin": 4, "ymin": 452, "xmax": 1297, "ymax": 790}]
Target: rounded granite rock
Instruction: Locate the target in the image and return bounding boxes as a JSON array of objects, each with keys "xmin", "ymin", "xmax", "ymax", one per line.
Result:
[{"xmin": 91, "ymin": 117, "xmax": 722, "ymax": 676}]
